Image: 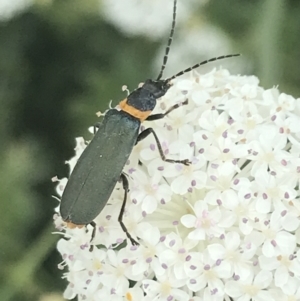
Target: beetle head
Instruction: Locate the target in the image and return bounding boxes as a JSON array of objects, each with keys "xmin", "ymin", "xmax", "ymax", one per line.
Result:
[{"xmin": 142, "ymin": 79, "xmax": 172, "ymax": 99}]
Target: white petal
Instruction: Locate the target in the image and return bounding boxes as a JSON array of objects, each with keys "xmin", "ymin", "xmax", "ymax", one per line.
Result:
[
  {"xmin": 253, "ymin": 270, "xmax": 273, "ymax": 289},
  {"xmin": 171, "ymin": 288, "xmax": 190, "ymax": 301},
  {"xmin": 282, "ymin": 214, "xmax": 300, "ymax": 232},
  {"xmin": 224, "ymin": 280, "xmax": 242, "ymax": 298},
  {"xmin": 181, "ymin": 214, "xmax": 196, "ymax": 228},
  {"xmin": 188, "ymin": 228, "xmax": 206, "ymax": 240},
  {"xmin": 256, "ymin": 290, "xmax": 275, "ymax": 301},
  {"xmin": 258, "ymin": 255, "xmax": 278, "ymax": 270},
  {"xmin": 159, "ymin": 249, "xmax": 177, "ymax": 266},
  {"xmin": 207, "ymin": 243, "xmax": 225, "ymax": 259},
  {"xmin": 274, "ymin": 265, "xmax": 288, "ymax": 287},
  {"xmin": 142, "ymin": 195, "xmax": 158, "ymax": 214}
]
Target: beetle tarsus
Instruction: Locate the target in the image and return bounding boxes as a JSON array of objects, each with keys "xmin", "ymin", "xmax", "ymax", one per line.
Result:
[
  {"xmin": 136, "ymin": 127, "xmax": 190, "ymax": 165},
  {"xmin": 145, "ymin": 99, "xmax": 189, "ymax": 121},
  {"xmin": 166, "ymin": 158, "xmax": 191, "ymax": 166},
  {"xmin": 87, "ymin": 221, "xmax": 97, "ymax": 251},
  {"xmin": 118, "ymin": 173, "xmax": 139, "ymax": 245}
]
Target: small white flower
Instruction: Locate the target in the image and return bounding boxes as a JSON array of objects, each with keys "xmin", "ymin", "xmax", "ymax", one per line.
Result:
[
  {"xmin": 143, "ymin": 267, "xmax": 189, "ymax": 301},
  {"xmin": 280, "ymin": 277, "xmax": 300, "ymax": 301},
  {"xmin": 207, "ymin": 231, "xmax": 256, "ymax": 280},
  {"xmin": 169, "ymin": 163, "xmax": 208, "ymax": 195},
  {"xmin": 252, "ymin": 169, "xmax": 297, "ymax": 213},
  {"xmin": 185, "ymin": 250, "xmax": 231, "ymax": 295},
  {"xmin": 248, "ymin": 128, "xmax": 291, "ymax": 177},
  {"xmin": 130, "ymin": 170, "xmax": 173, "ymax": 213},
  {"xmin": 225, "ymin": 270, "xmax": 274, "ymax": 301},
  {"xmin": 159, "ymin": 232, "xmax": 198, "ymax": 280},
  {"xmin": 181, "ymin": 201, "xmax": 223, "ymax": 240},
  {"xmin": 259, "ymin": 244, "xmax": 300, "ymax": 288},
  {"xmin": 132, "ymin": 223, "xmax": 164, "ymax": 276},
  {"xmin": 55, "ymin": 177, "xmax": 68, "ymax": 198},
  {"xmin": 256, "ymin": 209, "xmax": 296, "ymax": 258}
]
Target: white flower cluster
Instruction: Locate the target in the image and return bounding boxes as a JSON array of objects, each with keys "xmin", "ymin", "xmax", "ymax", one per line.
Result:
[{"xmin": 55, "ymin": 68, "xmax": 300, "ymax": 301}]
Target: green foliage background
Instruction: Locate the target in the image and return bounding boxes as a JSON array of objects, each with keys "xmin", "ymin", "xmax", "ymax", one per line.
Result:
[{"xmin": 0, "ymin": 0, "xmax": 299, "ymax": 300}]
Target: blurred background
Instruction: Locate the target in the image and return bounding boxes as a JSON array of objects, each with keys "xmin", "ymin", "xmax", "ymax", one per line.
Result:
[{"xmin": 0, "ymin": 0, "xmax": 299, "ymax": 300}]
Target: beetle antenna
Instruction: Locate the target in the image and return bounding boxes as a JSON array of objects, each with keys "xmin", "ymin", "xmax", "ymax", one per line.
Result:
[
  {"xmin": 166, "ymin": 54, "xmax": 241, "ymax": 82},
  {"xmin": 157, "ymin": 0, "xmax": 177, "ymax": 81}
]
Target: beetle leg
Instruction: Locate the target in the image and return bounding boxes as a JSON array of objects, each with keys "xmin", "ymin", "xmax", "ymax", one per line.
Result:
[
  {"xmin": 93, "ymin": 122, "xmax": 102, "ymax": 135},
  {"xmin": 118, "ymin": 173, "xmax": 139, "ymax": 246},
  {"xmin": 145, "ymin": 99, "xmax": 188, "ymax": 121},
  {"xmin": 136, "ymin": 127, "xmax": 190, "ymax": 166},
  {"xmin": 88, "ymin": 221, "xmax": 97, "ymax": 252}
]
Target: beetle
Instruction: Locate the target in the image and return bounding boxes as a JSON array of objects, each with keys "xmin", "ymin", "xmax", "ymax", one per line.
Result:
[{"xmin": 59, "ymin": 0, "xmax": 239, "ymax": 247}]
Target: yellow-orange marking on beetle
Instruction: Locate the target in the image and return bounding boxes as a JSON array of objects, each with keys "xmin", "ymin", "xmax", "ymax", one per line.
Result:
[
  {"xmin": 66, "ymin": 222, "xmax": 85, "ymax": 229},
  {"xmin": 119, "ymin": 98, "xmax": 151, "ymax": 121}
]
